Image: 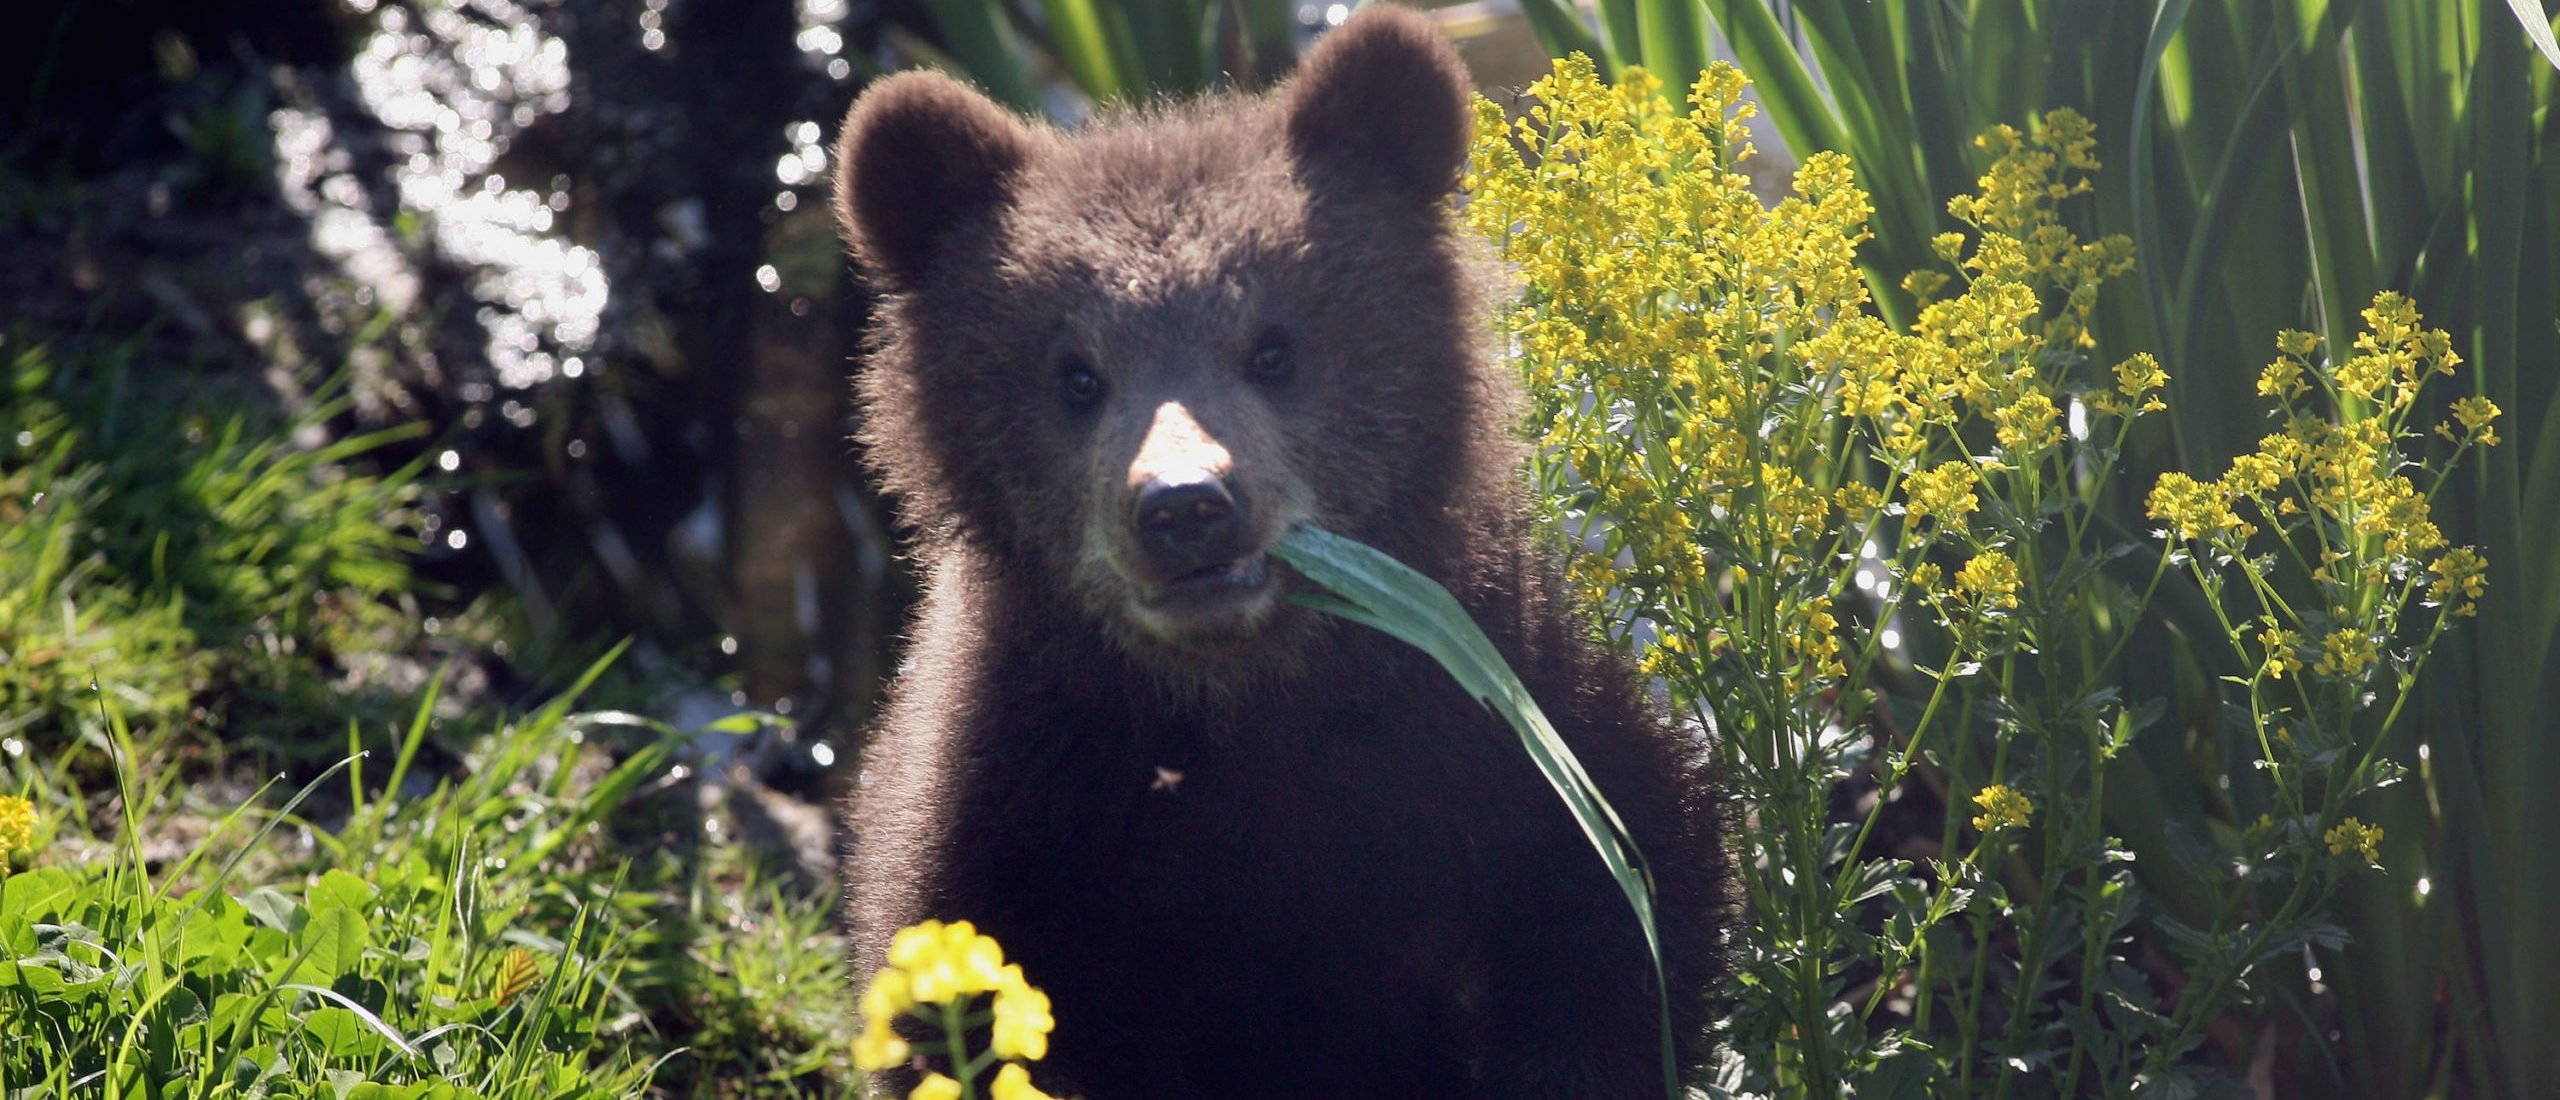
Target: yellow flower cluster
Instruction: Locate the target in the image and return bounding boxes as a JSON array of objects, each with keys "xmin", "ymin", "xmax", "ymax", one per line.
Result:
[
  {"xmin": 2313, "ymin": 627, "xmax": 2377, "ymax": 679},
  {"xmin": 1792, "ymin": 597, "xmax": 1845, "ymax": 683},
  {"xmin": 2256, "ymin": 625, "xmax": 2304, "ymax": 680},
  {"xmin": 2147, "ymin": 298, "xmax": 2495, "ymax": 670},
  {"xmin": 908, "ymin": 1065, "xmax": 1048, "ymax": 1100},
  {"xmin": 2335, "ymin": 294, "xmax": 2463, "ymax": 414},
  {"xmin": 1902, "ymin": 461, "xmax": 1980, "ymax": 527},
  {"xmin": 2088, "ymin": 353, "xmax": 2168, "ymax": 417},
  {"xmin": 855, "ymin": 920, "xmax": 1058, "ymax": 1100},
  {"xmin": 1903, "ymin": 112, "xmax": 2137, "ymax": 437},
  {"xmin": 1992, "ymin": 389, "xmax": 2063, "ymax": 454},
  {"xmin": 1971, "ymin": 785, "xmax": 2035, "ymax": 832},
  {"xmin": 1465, "ymin": 57, "xmax": 2141, "ymax": 710},
  {"xmin": 1955, "ymin": 551, "xmax": 2023, "ymax": 613},
  {"xmin": 2323, "ymin": 818, "xmax": 2383, "ymax": 863},
  {"xmin": 1947, "ymin": 114, "xmax": 2097, "ymax": 243},
  {"xmin": 0, "ymin": 795, "xmax": 33, "ymax": 873},
  {"xmin": 2146, "ymin": 472, "xmax": 2254, "ymax": 547},
  {"xmin": 2428, "ymin": 547, "xmax": 2488, "ymax": 613},
  {"xmin": 2444, "ymin": 396, "xmax": 2502, "ymax": 446},
  {"xmin": 1465, "ymin": 57, "xmax": 1881, "ymax": 701}
]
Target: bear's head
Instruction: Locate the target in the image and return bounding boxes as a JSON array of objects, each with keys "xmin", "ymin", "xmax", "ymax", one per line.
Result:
[{"xmin": 833, "ymin": 6, "xmax": 1501, "ymax": 685}]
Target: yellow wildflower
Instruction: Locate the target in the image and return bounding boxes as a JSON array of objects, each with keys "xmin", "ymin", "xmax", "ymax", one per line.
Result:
[
  {"xmin": 1971, "ymin": 785, "xmax": 2034, "ymax": 832},
  {"xmin": 2314, "ymin": 627, "xmax": 2377, "ymax": 679},
  {"xmin": 852, "ymin": 1016, "xmax": 910, "ymax": 1072},
  {"xmin": 862, "ymin": 965, "xmax": 914, "ymax": 1019},
  {"xmin": 2042, "ymin": 108, "xmax": 2101, "ymax": 170},
  {"xmin": 2444, "ymin": 395, "xmax": 2502, "ymax": 447},
  {"xmin": 910, "ymin": 1074, "xmax": 964, "ymax": 1100},
  {"xmin": 861, "ymin": 921, "xmax": 1058, "ymax": 1077},
  {"xmin": 1469, "ymin": 64, "xmax": 2142, "ymax": 738},
  {"xmin": 2334, "ymin": 346, "xmax": 2394, "ymax": 405},
  {"xmin": 2348, "ymin": 476, "xmax": 2445, "ymax": 559},
  {"xmin": 2258, "ymin": 355, "xmax": 2308, "ymax": 400},
  {"xmin": 1790, "ymin": 597, "xmax": 1845, "ymax": 684},
  {"xmin": 1993, "ymin": 390, "xmax": 2063, "ymax": 453},
  {"xmin": 889, "ymin": 920, "xmax": 1011, "ymax": 1003},
  {"xmin": 2324, "ymin": 818, "xmax": 2383, "ymax": 864},
  {"xmin": 1947, "ymin": 112, "xmax": 2100, "ymax": 237},
  {"xmin": 1834, "ymin": 482, "xmax": 1884, "ymax": 524},
  {"xmin": 990, "ymin": 965, "xmax": 1055, "ymax": 1061},
  {"xmin": 1638, "ymin": 630, "xmax": 1691, "ymax": 680},
  {"xmin": 990, "ymin": 1064, "xmax": 1058, "ymax": 1100},
  {"xmin": 2112, "ymin": 353, "xmax": 2168, "ymax": 413},
  {"xmin": 2257, "ymin": 625, "xmax": 2303, "ymax": 680},
  {"xmin": 2147, "ymin": 472, "xmax": 2252, "ymax": 545},
  {"xmin": 2428, "ymin": 546, "xmax": 2489, "ymax": 615},
  {"xmin": 1901, "ymin": 460, "xmax": 1980, "ymax": 528},
  {"xmin": 853, "ymin": 965, "xmax": 915, "ymax": 1070},
  {"xmin": 2223, "ymin": 445, "xmax": 2295, "ymax": 496},
  {"xmin": 0, "ymin": 796, "xmax": 33, "ymax": 873},
  {"xmin": 1956, "ymin": 551, "xmax": 2023, "ymax": 611}
]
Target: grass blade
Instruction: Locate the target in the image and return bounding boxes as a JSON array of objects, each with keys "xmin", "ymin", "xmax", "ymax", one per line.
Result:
[
  {"xmin": 1036, "ymin": 0, "xmax": 1127, "ymax": 102},
  {"xmin": 1633, "ymin": 0, "xmax": 1712, "ymax": 106},
  {"xmin": 1516, "ymin": 0, "xmax": 1613, "ymax": 73},
  {"xmin": 918, "ymin": 0, "xmax": 1044, "ymax": 111},
  {"xmin": 1595, "ymin": 0, "xmax": 1645, "ymax": 72},
  {"xmin": 2503, "ymin": 0, "xmax": 2560, "ymax": 71}
]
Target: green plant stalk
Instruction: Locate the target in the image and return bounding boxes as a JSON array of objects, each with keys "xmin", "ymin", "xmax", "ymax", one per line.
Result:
[
  {"xmin": 1833, "ymin": 657, "xmax": 1959, "ymax": 914},
  {"xmin": 943, "ymin": 998, "xmax": 974, "ymax": 1098},
  {"xmin": 2055, "ymin": 713, "xmax": 2120, "ymax": 1095}
]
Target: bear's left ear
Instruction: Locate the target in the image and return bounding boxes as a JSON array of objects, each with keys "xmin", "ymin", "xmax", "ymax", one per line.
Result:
[{"xmin": 1282, "ymin": 5, "xmax": 1473, "ymax": 201}]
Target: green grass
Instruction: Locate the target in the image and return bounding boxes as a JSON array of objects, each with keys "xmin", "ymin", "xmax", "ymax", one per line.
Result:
[
  {"xmin": 2, "ymin": 661, "xmax": 862, "ymax": 1097},
  {"xmin": 0, "ymin": 331, "xmax": 423, "ymax": 763},
  {"xmin": 1, "ymin": 332, "xmax": 864, "ymax": 1097}
]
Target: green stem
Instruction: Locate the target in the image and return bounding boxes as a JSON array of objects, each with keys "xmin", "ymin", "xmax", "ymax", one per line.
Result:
[
  {"xmin": 943, "ymin": 999, "xmax": 977, "ymax": 1099},
  {"xmin": 1831, "ymin": 659, "xmax": 1960, "ymax": 915},
  {"xmin": 2055, "ymin": 713, "xmax": 2115, "ymax": 1095},
  {"xmin": 2145, "ymin": 863, "xmax": 2320, "ymax": 1084}
]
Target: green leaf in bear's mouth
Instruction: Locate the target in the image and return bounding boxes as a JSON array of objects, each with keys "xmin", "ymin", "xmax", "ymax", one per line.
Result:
[{"xmin": 1269, "ymin": 523, "xmax": 1679, "ymax": 1100}]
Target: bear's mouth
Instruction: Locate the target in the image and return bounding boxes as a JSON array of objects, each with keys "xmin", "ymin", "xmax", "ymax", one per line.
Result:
[
  {"xmin": 1133, "ymin": 550, "xmax": 1278, "ymax": 632},
  {"xmin": 1152, "ymin": 551, "xmax": 1270, "ymax": 599}
]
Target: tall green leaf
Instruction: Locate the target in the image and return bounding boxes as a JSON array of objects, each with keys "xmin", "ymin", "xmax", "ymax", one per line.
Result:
[{"xmin": 919, "ymin": 0, "xmax": 1044, "ymax": 111}]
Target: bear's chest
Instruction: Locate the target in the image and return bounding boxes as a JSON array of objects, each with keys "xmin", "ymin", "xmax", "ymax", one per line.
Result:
[
  {"xmin": 955, "ymin": 682, "xmax": 1570, "ymax": 935},
  {"xmin": 985, "ymin": 717, "xmax": 1528, "ymax": 889},
  {"xmin": 950, "ymin": 703, "xmax": 1545, "ymax": 1085}
]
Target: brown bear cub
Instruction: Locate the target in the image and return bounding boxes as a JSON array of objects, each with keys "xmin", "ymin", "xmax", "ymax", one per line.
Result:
[{"xmin": 830, "ymin": 7, "xmax": 1728, "ymax": 1096}]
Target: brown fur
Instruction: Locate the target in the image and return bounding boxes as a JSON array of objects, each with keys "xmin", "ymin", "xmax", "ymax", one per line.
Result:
[{"xmin": 832, "ymin": 8, "xmax": 1730, "ymax": 1096}]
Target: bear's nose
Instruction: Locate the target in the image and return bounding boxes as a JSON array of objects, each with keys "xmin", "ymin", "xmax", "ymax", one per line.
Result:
[{"xmin": 1134, "ymin": 476, "xmax": 1244, "ymax": 574}]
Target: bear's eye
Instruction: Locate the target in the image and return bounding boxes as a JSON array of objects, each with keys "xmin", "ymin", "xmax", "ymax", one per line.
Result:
[
  {"xmin": 1246, "ymin": 327, "xmax": 1294, "ymax": 387},
  {"xmin": 1058, "ymin": 355, "xmax": 1105, "ymax": 412}
]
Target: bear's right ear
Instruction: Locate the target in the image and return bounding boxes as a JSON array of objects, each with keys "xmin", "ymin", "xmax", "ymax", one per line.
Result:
[{"xmin": 832, "ymin": 71, "xmax": 1037, "ymax": 288}]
